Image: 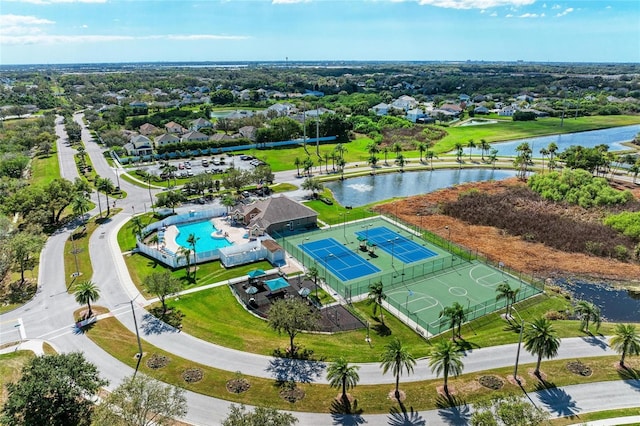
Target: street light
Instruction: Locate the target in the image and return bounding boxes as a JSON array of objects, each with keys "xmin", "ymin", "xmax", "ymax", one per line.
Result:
[
  {"xmin": 444, "ymin": 225, "xmax": 451, "ymax": 251},
  {"xmin": 511, "ymin": 307, "xmax": 525, "ymax": 385},
  {"xmin": 388, "ymin": 237, "xmax": 399, "ymax": 267},
  {"xmin": 302, "ymin": 237, "xmax": 310, "ymax": 266},
  {"xmin": 342, "ymin": 212, "xmax": 350, "ymax": 243},
  {"xmin": 119, "ymin": 295, "xmax": 144, "ymax": 378}
]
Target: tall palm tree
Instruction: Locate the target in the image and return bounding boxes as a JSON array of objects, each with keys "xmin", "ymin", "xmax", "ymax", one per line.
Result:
[
  {"xmin": 394, "ymin": 154, "xmax": 406, "ymax": 172},
  {"xmin": 186, "ymin": 233, "xmax": 200, "ymax": 280},
  {"xmin": 428, "ymin": 340, "xmax": 464, "ymax": 396},
  {"xmin": 495, "ymin": 282, "xmax": 519, "ymax": 318},
  {"xmin": 415, "ymin": 142, "xmax": 426, "ymax": 163},
  {"xmin": 96, "ymin": 177, "xmax": 115, "ymax": 216},
  {"xmin": 130, "ymin": 216, "xmax": 146, "ymax": 241},
  {"xmin": 609, "ymin": 323, "xmax": 640, "ymax": 367},
  {"xmin": 74, "ymin": 280, "xmax": 100, "ymax": 318},
  {"xmin": 367, "ymin": 280, "xmax": 386, "ymax": 325},
  {"xmin": 382, "ymin": 146, "xmax": 390, "ymax": 165},
  {"xmin": 71, "ymin": 194, "xmax": 91, "ymax": 225},
  {"xmin": 467, "ymin": 139, "xmax": 476, "ymax": 161},
  {"xmin": 454, "ymin": 142, "xmax": 464, "ymax": 165},
  {"xmin": 574, "ymin": 300, "xmax": 602, "ymax": 334},
  {"xmin": 478, "ymin": 139, "xmax": 490, "ymax": 161},
  {"xmin": 524, "ymin": 317, "xmax": 561, "ymax": 377},
  {"xmin": 293, "ymin": 157, "xmax": 301, "ymax": 177},
  {"xmin": 539, "ymin": 147, "xmax": 549, "ymax": 173},
  {"xmin": 221, "ymin": 194, "xmax": 235, "ymax": 215},
  {"xmin": 440, "ymin": 302, "xmax": 466, "ymax": 340},
  {"xmin": 327, "ymin": 357, "xmax": 360, "ymax": 403},
  {"xmin": 380, "ymin": 338, "xmax": 416, "ymax": 401},
  {"xmin": 178, "ymin": 246, "xmax": 192, "ymax": 278},
  {"xmin": 392, "ymin": 142, "xmax": 403, "ymax": 159}
]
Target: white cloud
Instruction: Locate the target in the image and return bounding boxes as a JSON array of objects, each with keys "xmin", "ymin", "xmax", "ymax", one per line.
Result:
[
  {"xmin": 0, "ymin": 14, "xmax": 55, "ymax": 26},
  {"xmin": 518, "ymin": 12, "xmax": 543, "ymax": 17},
  {"xmin": 81, "ymin": 24, "xmax": 88, "ymax": 28},
  {"xmin": 551, "ymin": 4, "xmax": 561, "ymax": 9},
  {"xmin": 0, "ymin": 33, "xmax": 250, "ymax": 45},
  {"xmin": 417, "ymin": 0, "xmax": 535, "ymax": 9},
  {"xmin": 490, "ymin": 11, "xmax": 497, "ymax": 16},
  {"xmin": 555, "ymin": 7, "xmax": 573, "ymax": 17}
]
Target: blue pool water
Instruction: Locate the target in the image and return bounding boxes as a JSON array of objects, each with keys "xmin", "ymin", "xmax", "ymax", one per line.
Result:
[{"xmin": 175, "ymin": 220, "xmax": 232, "ymax": 252}]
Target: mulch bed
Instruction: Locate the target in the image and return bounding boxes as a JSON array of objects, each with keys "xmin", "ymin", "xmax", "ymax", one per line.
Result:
[
  {"xmin": 566, "ymin": 360, "xmax": 593, "ymax": 376},
  {"xmin": 226, "ymin": 378, "xmax": 251, "ymax": 394},
  {"xmin": 182, "ymin": 368, "xmax": 204, "ymax": 383},
  {"xmin": 279, "ymin": 385, "xmax": 305, "ymax": 403},
  {"xmin": 146, "ymin": 353, "xmax": 171, "ymax": 369},
  {"xmin": 478, "ymin": 375, "xmax": 504, "ymax": 390}
]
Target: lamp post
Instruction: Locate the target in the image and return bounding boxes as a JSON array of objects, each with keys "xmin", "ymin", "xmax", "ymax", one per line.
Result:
[
  {"xmin": 119, "ymin": 295, "xmax": 144, "ymax": 378},
  {"xmin": 444, "ymin": 225, "xmax": 451, "ymax": 251},
  {"xmin": 302, "ymin": 237, "xmax": 309, "ymax": 267},
  {"xmin": 342, "ymin": 212, "xmax": 349, "ymax": 242},
  {"xmin": 511, "ymin": 307, "xmax": 525, "ymax": 385},
  {"xmin": 388, "ymin": 237, "xmax": 399, "ymax": 267},
  {"xmin": 70, "ymin": 227, "xmax": 81, "ymax": 279}
]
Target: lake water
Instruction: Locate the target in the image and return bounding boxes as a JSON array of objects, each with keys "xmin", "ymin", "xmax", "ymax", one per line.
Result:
[
  {"xmin": 553, "ymin": 278, "xmax": 640, "ymax": 323},
  {"xmin": 463, "ymin": 124, "xmax": 640, "ymax": 157},
  {"xmin": 325, "ymin": 168, "xmax": 517, "ymax": 207}
]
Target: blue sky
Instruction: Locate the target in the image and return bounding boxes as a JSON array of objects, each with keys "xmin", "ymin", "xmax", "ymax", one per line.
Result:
[{"xmin": 0, "ymin": 0, "xmax": 638, "ymax": 65}]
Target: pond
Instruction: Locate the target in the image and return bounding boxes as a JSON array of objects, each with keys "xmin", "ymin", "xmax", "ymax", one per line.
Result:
[
  {"xmin": 463, "ymin": 124, "xmax": 640, "ymax": 157},
  {"xmin": 553, "ymin": 278, "xmax": 640, "ymax": 323},
  {"xmin": 325, "ymin": 168, "xmax": 518, "ymax": 208}
]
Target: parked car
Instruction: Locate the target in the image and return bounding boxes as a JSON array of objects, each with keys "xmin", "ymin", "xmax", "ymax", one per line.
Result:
[{"xmin": 178, "ymin": 163, "xmax": 184, "ymax": 169}]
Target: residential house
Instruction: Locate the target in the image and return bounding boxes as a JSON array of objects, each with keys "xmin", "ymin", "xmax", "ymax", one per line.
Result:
[
  {"xmin": 129, "ymin": 101, "xmax": 148, "ymax": 109},
  {"xmin": 124, "ymin": 135, "xmax": 153, "ymax": 156},
  {"xmin": 371, "ymin": 102, "xmax": 389, "ymax": 116},
  {"xmin": 439, "ymin": 103, "xmax": 463, "ymax": 115},
  {"xmin": 154, "ymin": 133, "xmax": 180, "ymax": 148},
  {"xmin": 459, "ymin": 94, "xmax": 471, "ymax": 102},
  {"xmin": 391, "ymin": 95, "xmax": 417, "ymax": 111},
  {"xmin": 266, "ymin": 103, "xmax": 292, "ymax": 116},
  {"xmin": 239, "ymin": 126, "xmax": 257, "ymax": 141},
  {"xmin": 190, "ymin": 118, "xmax": 214, "ymax": 131},
  {"xmin": 180, "ymin": 130, "xmax": 209, "ymax": 143},
  {"xmin": 304, "ymin": 107, "xmax": 334, "ymax": 118},
  {"xmin": 406, "ymin": 108, "xmax": 426, "ymax": 123},
  {"xmin": 139, "ymin": 123, "xmax": 159, "ymax": 136},
  {"xmin": 165, "ymin": 121, "xmax": 186, "ymax": 134},
  {"xmin": 474, "ymin": 106, "xmax": 490, "ymax": 115},
  {"xmin": 232, "ymin": 196, "xmax": 318, "ymax": 235},
  {"xmin": 498, "ymin": 106, "xmax": 518, "ymax": 117}
]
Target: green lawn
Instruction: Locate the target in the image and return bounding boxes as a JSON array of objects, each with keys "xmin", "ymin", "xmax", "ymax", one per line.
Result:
[
  {"xmin": 117, "ymin": 212, "xmax": 156, "ymax": 251},
  {"xmin": 31, "ymin": 151, "xmax": 61, "ymax": 186},
  {"xmin": 436, "ymin": 115, "xmax": 640, "ymax": 153},
  {"xmin": 303, "ymin": 189, "xmax": 377, "ymax": 225},
  {"xmin": 0, "ymin": 351, "xmax": 35, "ymax": 406}
]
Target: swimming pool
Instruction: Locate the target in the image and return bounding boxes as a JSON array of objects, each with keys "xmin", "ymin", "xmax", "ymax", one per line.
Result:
[{"xmin": 175, "ymin": 220, "xmax": 232, "ymax": 252}]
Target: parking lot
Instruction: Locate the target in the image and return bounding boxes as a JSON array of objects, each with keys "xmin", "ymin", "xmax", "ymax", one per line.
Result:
[{"xmin": 131, "ymin": 153, "xmax": 263, "ymax": 179}]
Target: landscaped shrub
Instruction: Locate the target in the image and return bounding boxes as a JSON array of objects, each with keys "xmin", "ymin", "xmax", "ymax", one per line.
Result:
[
  {"xmin": 614, "ymin": 245, "xmax": 629, "ymax": 261},
  {"xmin": 478, "ymin": 375, "xmax": 504, "ymax": 390},
  {"xmin": 604, "ymin": 211, "xmax": 640, "ymax": 240},
  {"xmin": 182, "ymin": 368, "xmax": 204, "ymax": 383},
  {"xmin": 566, "ymin": 360, "xmax": 592, "ymax": 376},
  {"xmin": 146, "ymin": 353, "xmax": 170, "ymax": 369},
  {"xmin": 544, "ymin": 310, "xmax": 569, "ymax": 320}
]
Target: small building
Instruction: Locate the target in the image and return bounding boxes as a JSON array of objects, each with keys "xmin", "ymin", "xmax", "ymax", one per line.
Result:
[
  {"xmin": 406, "ymin": 108, "xmax": 426, "ymax": 123},
  {"xmin": 190, "ymin": 118, "xmax": 213, "ymax": 131},
  {"xmin": 233, "ymin": 196, "xmax": 318, "ymax": 235},
  {"xmin": 139, "ymin": 123, "xmax": 159, "ymax": 136},
  {"xmin": 165, "ymin": 121, "xmax": 186, "ymax": 134},
  {"xmin": 154, "ymin": 133, "xmax": 180, "ymax": 148},
  {"xmin": 370, "ymin": 102, "xmax": 389, "ymax": 116},
  {"xmin": 181, "ymin": 130, "xmax": 209, "ymax": 143},
  {"xmin": 498, "ymin": 106, "xmax": 518, "ymax": 117},
  {"xmin": 124, "ymin": 134, "xmax": 153, "ymax": 156}
]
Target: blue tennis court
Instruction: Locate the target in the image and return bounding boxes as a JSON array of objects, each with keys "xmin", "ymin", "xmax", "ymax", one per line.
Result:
[
  {"xmin": 355, "ymin": 226, "xmax": 437, "ymax": 264},
  {"xmin": 299, "ymin": 238, "xmax": 380, "ymax": 281}
]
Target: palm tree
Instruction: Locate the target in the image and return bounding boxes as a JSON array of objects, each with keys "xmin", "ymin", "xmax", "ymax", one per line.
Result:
[
  {"xmin": 478, "ymin": 139, "xmax": 490, "ymax": 161},
  {"xmin": 221, "ymin": 194, "xmax": 235, "ymax": 215},
  {"xmin": 293, "ymin": 157, "xmax": 301, "ymax": 177},
  {"xmin": 609, "ymin": 323, "xmax": 640, "ymax": 367},
  {"xmin": 96, "ymin": 177, "xmax": 115, "ymax": 216},
  {"xmin": 367, "ymin": 280, "xmax": 386, "ymax": 325},
  {"xmin": 324, "ymin": 152, "xmax": 330, "ymax": 173},
  {"xmin": 186, "ymin": 233, "xmax": 200, "ymax": 280},
  {"xmin": 327, "ymin": 357, "xmax": 360, "ymax": 403},
  {"xmin": 495, "ymin": 282, "xmax": 519, "ymax": 318},
  {"xmin": 539, "ymin": 147, "xmax": 549, "ymax": 173},
  {"xmin": 415, "ymin": 142, "xmax": 426, "ymax": 163},
  {"xmin": 524, "ymin": 317, "xmax": 561, "ymax": 377},
  {"xmin": 454, "ymin": 142, "xmax": 464, "ymax": 165},
  {"xmin": 440, "ymin": 302, "xmax": 466, "ymax": 340},
  {"xmin": 337, "ymin": 157, "xmax": 346, "ymax": 180},
  {"xmin": 178, "ymin": 246, "xmax": 192, "ymax": 278},
  {"xmin": 392, "ymin": 142, "xmax": 403, "ymax": 159},
  {"xmin": 71, "ymin": 194, "xmax": 91, "ymax": 225},
  {"xmin": 130, "ymin": 216, "xmax": 146, "ymax": 241},
  {"xmin": 426, "ymin": 150, "xmax": 435, "ymax": 170},
  {"xmin": 74, "ymin": 280, "xmax": 100, "ymax": 318},
  {"xmin": 574, "ymin": 300, "xmax": 602, "ymax": 334},
  {"xmin": 368, "ymin": 154, "xmax": 379, "ymax": 173},
  {"xmin": 467, "ymin": 139, "xmax": 476, "ymax": 161},
  {"xmin": 382, "ymin": 146, "xmax": 390, "ymax": 165},
  {"xmin": 428, "ymin": 340, "xmax": 464, "ymax": 396},
  {"xmin": 380, "ymin": 338, "xmax": 416, "ymax": 401},
  {"xmin": 394, "ymin": 154, "xmax": 406, "ymax": 172}
]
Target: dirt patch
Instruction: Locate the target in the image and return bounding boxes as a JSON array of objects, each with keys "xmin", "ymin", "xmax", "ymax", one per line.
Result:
[
  {"xmin": 279, "ymin": 384, "xmax": 305, "ymax": 403},
  {"xmin": 377, "ymin": 178, "xmax": 640, "ymax": 284}
]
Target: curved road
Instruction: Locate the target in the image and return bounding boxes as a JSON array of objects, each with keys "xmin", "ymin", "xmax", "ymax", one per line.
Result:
[{"xmin": 1, "ymin": 114, "xmax": 638, "ymax": 425}]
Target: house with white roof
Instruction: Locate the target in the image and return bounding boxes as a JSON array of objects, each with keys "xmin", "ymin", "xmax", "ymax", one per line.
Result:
[
  {"xmin": 124, "ymin": 135, "xmax": 153, "ymax": 156},
  {"xmin": 371, "ymin": 102, "xmax": 389, "ymax": 116}
]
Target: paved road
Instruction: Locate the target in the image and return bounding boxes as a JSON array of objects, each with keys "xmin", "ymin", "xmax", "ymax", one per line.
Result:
[{"xmin": 2, "ymin": 114, "xmax": 639, "ymax": 425}]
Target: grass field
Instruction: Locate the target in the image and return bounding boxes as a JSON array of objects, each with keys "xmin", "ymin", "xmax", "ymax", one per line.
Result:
[{"xmin": 30, "ymin": 151, "xmax": 61, "ymax": 186}]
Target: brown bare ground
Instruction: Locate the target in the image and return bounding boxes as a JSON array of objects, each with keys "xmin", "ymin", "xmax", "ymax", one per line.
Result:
[{"xmin": 375, "ymin": 178, "xmax": 640, "ymax": 289}]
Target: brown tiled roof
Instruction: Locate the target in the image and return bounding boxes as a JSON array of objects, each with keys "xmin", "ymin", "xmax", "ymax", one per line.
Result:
[
  {"xmin": 262, "ymin": 239, "xmax": 282, "ymax": 253},
  {"xmin": 241, "ymin": 196, "xmax": 317, "ymax": 229}
]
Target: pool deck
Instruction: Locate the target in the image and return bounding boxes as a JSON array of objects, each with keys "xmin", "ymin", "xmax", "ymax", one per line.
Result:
[{"xmin": 162, "ymin": 217, "xmax": 250, "ymax": 254}]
